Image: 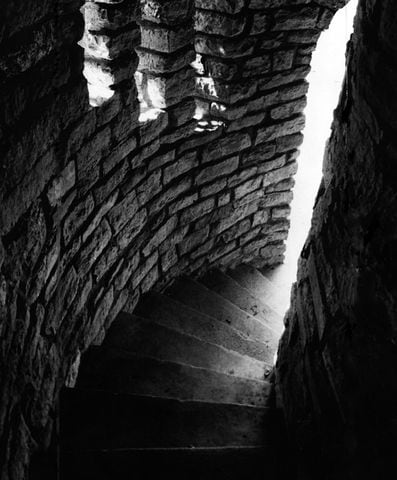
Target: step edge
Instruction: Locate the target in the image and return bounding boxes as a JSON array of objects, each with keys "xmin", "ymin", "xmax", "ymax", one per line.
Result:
[
  {"xmin": 168, "ymin": 276, "xmax": 280, "ymax": 336},
  {"xmin": 138, "ymin": 292, "xmax": 277, "ymax": 355},
  {"xmin": 201, "ymin": 270, "xmax": 282, "ymax": 322},
  {"xmin": 80, "ymin": 349, "xmax": 272, "ymax": 386},
  {"xmin": 114, "ymin": 313, "xmax": 273, "ymax": 370}
]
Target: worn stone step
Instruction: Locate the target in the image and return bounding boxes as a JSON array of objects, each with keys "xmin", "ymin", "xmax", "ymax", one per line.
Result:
[
  {"xmin": 61, "ymin": 388, "xmax": 273, "ymax": 451},
  {"xmin": 228, "ymin": 264, "xmax": 286, "ymax": 317},
  {"xmin": 200, "ymin": 269, "xmax": 284, "ymax": 336},
  {"xmin": 166, "ymin": 276, "xmax": 279, "ymax": 347},
  {"xmin": 100, "ymin": 313, "xmax": 270, "ymax": 380},
  {"xmin": 77, "ymin": 348, "xmax": 272, "ymax": 407},
  {"xmin": 61, "ymin": 446, "xmax": 275, "ymax": 480},
  {"xmin": 135, "ymin": 292, "xmax": 274, "ymax": 363}
]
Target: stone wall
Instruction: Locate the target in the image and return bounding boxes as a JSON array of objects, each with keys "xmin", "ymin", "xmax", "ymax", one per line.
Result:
[
  {"xmin": 0, "ymin": 0, "xmax": 347, "ymax": 478},
  {"xmin": 277, "ymin": 0, "xmax": 397, "ymax": 477}
]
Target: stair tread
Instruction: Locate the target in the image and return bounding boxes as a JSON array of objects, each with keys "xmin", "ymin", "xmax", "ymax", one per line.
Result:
[
  {"xmin": 61, "ymin": 445, "xmax": 275, "ymax": 480},
  {"xmin": 99, "ymin": 313, "xmax": 271, "ymax": 381},
  {"xmin": 61, "ymin": 388, "xmax": 276, "ymax": 450},
  {"xmin": 166, "ymin": 276, "xmax": 280, "ymax": 346},
  {"xmin": 200, "ymin": 269, "xmax": 284, "ymax": 337},
  {"xmin": 134, "ymin": 292, "xmax": 275, "ymax": 363},
  {"xmin": 77, "ymin": 348, "xmax": 272, "ymax": 407},
  {"xmin": 228, "ymin": 264, "xmax": 286, "ymax": 317}
]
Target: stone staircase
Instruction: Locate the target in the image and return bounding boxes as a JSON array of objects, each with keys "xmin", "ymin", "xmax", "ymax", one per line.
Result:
[{"xmin": 60, "ymin": 264, "xmax": 288, "ymax": 480}]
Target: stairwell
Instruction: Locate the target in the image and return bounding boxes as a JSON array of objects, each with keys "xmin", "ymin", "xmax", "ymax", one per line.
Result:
[{"xmin": 60, "ymin": 265, "xmax": 290, "ymax": 480}]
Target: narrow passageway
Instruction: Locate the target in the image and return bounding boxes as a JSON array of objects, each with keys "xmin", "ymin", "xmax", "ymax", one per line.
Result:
[
  {"xmin": 265, "ymin": 0, "xmax": 358, "ymax": 315},
  {"xmin": 61, "ymin": 265, "xmax": 286, "ymax": 479}
]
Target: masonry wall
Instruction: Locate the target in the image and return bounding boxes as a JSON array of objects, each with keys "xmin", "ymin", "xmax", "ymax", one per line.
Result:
[
  {"xmin": 277, "ymin": 0, "xmax": 397, "ymax": 477},
  {"xmin": 0, "ymin": 1, "xmax": 347, "ymax": 478}
]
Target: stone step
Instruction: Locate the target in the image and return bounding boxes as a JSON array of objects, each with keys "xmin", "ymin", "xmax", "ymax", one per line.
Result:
[
  {"xmin": 100, "ymin": 313, "xmax": 270, "ymax": 380},
  {"xmin": 135, "ymin": 292, "xmax": 274, "ymax": 363},
  {"xmin": 166, "ymin": 276, "xmax": 279, "ymax": 347},
  {"xmin": 228, "ymin": 264, "xmax": 286, "ymax": 317},
  {"xmin": 77, "ymin": 348, "xmax": 272, "ymax": 407},
  {"xmin": 61, "ymin": 388, "xmax": 273, "ymax": 451},
  {"xmin": 200, "ymin": 269, "xmax": 284, "ymax": 337},
  {"xmin": 61, "ymin": 446, "xmax": 275, "ymax": 480}
]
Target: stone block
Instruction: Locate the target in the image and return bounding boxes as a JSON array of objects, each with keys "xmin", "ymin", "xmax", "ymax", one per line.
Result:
[
  {"xmin": 195, "ymin": 0, "xmax": 244, "ymax": 14},
  {"xmin": 180, "ymin": 198, "xmax": 215, "ymax": 225},
  {"xmin": 252, "ymin": 209, "xmax": 270, "ymax": 227},
  {"xmin": 274, "ymin": 7, "xmax": 320, "ymax": 31},
  {"xmin": 149, "ymin": 178, "xmax": 192, "ymax": 215},
  {"xmin": 63, "ymin": 194, "xmax": 95, "ymax": 245},
  {"xmin": 161, "ymin": 247, "xmax": 179, "ymax": 272},
  {"xmin": 144, "ymin": 67, "xmax": 195, "ymax": 108},
  {"xmin": 94, "ymin": 161, "xmax": 127, "ymax": 205},
  {"xmin": 195, "ymin": 35, "xmax": 256, "ymax": 59},
  {"xmin": 242, "ymin": 54, "xmax": 272, "ymax": 77},
  {"xmin": 271, "ymin": 98, "xmax": 307, "ymax": 120},
  {"xmin": 272, "ymin": 205, "xmax": 292, "ymax": 219},
  {"xmin": 136, "ymin": 47, "xmax": 195, "ymax": 74},
  {"xmin": 234, "ymin": 176, "xmax": 263, "ymax": 200},
  {"xmin": 203, "ymin": 133, "xmax": 251, "ymax": 162},
  {"xmin": 169, "ymin": 193, "xmax": 198, "ymax": 215},
  {"xmin": 227, "ymin": 113, "xmax": 267, "ymax": 133},
  {"xmin": 196, "ymin": 77, "xmax": 258, "ymax": 104},
  {"xmin": 145, "ymin": 150, "xmax": 175, "ymax": 173},
  {"xmin": 164, "ymin": 151, "xmax": 198, "ymax": 183},
  {"xmin": 140, "ymin": 25, "xmax": 194, "ymax": 53},
  {"xmin": 218, "ymin": 218, "xmax": 251, "ymax": 244},
  {"xmin": 83, "ymin": 2, "xmax": 136, "ymax": 32},
  {"xmin": 218, "ymin": 192, "xmax": 231, "ymax": 206},
  {"xmin": 136, "ymin": 170, "xmax": 162, "ymax": 206},
  {"xmin": 47, "ymin": 161, "xmax": 76, "ymax": 206},
  {"xmin": 258, "ymin": 66, "xmax": 310, "ymax": 91},
  {"xmin": 167, "ymin": 99, "xmax": 196, "ymax": 128},
  {"xmin": 255, "ymin": 115, "xmax": 305, "ymax": 145},
  {"xmin": 265, "ymin": 178, "xmax": 295, "ymax": 192},
  {"xmin": 250, "ymin": 12, "xmax": 270, "ymax": 34},
  {"xmin": 276, "ymin": 133, "xmax": 304, "ymax": 152},
  {"xmin": 202, "ymin": 58, "xmax": 239, "ymax": 81},
  {"xmin": 228, "ymin": 167, "xmax": 258, "ymax": 188},
  {"xmin": 81, "ymin": 28, "xmax": 140, "ymax": 61},
  {"xmin": 263, "ymin": 161, "xmax": 298, "ymax": 187},
  {"xmin": 103, "ymin": 136, "xmax": 137, "ymax": 175},
  {"xmin": 107, "ymin": 189, "xmax": 139, "ymax": 231},
  {"xmin": 142, "ymin": 216, "xmax": 178, "ymax": 257},
  {"xmin": 76, "ymin": 218, "xmax": 112, "ymax": 276},
  {"xmin": 215, "ymin": 200, "xmax": 259, "ymax": 233},
  {"xmin": 257, "ymin": 155, "xmax": 287, "ymax": 174},
  {"xmin": 82, "ymin": 191, "xmax": 118, "ymax": 244},
  {"xmin": 178, "ymin": 226, "xmax": 210, "ymax": 255},
  {"xmin": 195, "ymin": 10, "xmax": 245, "ymax": 37},
  {"xmin": 242, "ymin": 143, "xmax": 277, "ymax": 166},
  {"xmin": 259, "ymin": 191, "xmax": 293, "ymax": 208},
  {"xmin": 273, "ymin": 49, "xmax": 296, "ymax": 71},
  {"xmin": 131, "ymin": 251, "xmax": 159, "ymax": 289},
  {"xmin": 200, "ymin": 179, "xmax": 227, "ymax": 198},
  {"xmin": 116, "ymin": 208, "xmax": 147, "ymax": 251},
  {"xmin": 114, "ymin": 252, "xmax": 140, "ymax": 291},
  {"xmin": 196, "ymin": 156, "xmax": 239, "ymax": 184},
  {"xmin": 140, "ymin": 0, "xmax": 193, "ymax": 25}
]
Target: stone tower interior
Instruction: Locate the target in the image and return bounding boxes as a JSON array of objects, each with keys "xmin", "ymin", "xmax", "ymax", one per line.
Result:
[{"xmin": 1, "ymin": 0, "xmax": 397, "ymax": 479}]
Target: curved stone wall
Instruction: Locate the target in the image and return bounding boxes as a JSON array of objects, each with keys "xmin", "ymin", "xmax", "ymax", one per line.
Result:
[
  {"xmin": 277, "ymin": 0, "xmax": 397, "ymax": 477},
  {"xmin": 0, "ymin": 0, "xmax": 349, "ymax": 477}
]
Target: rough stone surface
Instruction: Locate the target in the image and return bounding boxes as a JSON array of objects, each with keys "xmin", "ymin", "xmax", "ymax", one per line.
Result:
[
  {"xmin": 0, "ymin": 0, "xmax": 351, "ymax": 478},
  {"xmin": 276, "ymin": 1, "xmax": 397, "ymax": 478}
]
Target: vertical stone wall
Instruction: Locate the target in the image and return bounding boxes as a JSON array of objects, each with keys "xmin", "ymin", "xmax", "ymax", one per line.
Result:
[
  {"xmin": 277, "ymin": 0, "xmax": 397, "ymax": 477},
  {"xmin": 0, "ymin": 1, "xmax": 348, "ymax": 478}
]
